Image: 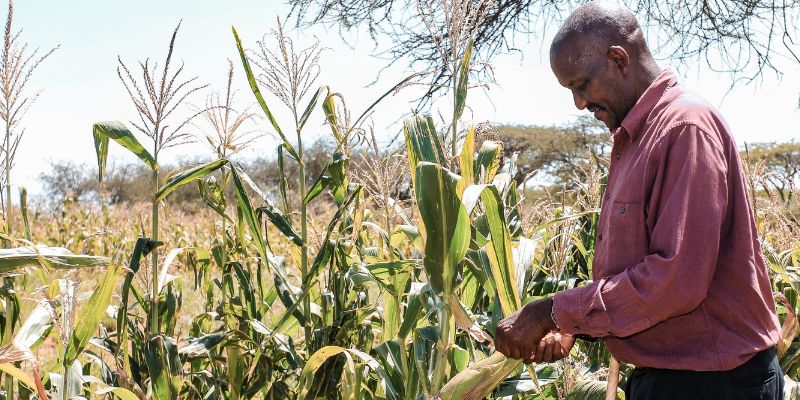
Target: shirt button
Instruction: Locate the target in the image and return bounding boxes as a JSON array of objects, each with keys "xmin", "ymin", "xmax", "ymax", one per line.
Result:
[
  {"xmin": 615, "ymin": 154, "xmax": 621, "ymax": 160},
  {"xmin": 598, "ymin": 234, "xmax": 603, "ymax": 241},
  {"xmin": 620, "ymin": 207, "xmax": 626, "ymax": 214},
  {"xmin": 573, "ymin": 325, "xmax": 581, "ymax": 330}
]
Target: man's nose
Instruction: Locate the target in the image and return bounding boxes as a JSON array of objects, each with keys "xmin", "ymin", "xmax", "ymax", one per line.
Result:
[{"xmin": 572, "ymin": 91, "xmax": 588, "ymax": 110}]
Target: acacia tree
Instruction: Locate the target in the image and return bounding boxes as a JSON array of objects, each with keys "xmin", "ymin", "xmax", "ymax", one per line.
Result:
[
  {"xmin": 495, "ymin": 116, "xmax": 609, "ymax": 185},
  {"xmin": 290, "ymin": 0, "xmax": 800, "ymax": 105},
  {"xmin": 745, "ymin": 142, "xmax": 800, "ymax": 202}
]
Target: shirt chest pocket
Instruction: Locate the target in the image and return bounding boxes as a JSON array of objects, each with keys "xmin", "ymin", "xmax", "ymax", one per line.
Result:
[{"xmin": 602, "ymin": 201, "xmax": 646, "ymax": 274}]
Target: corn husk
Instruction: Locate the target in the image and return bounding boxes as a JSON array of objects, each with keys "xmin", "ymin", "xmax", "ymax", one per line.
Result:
[{"xmin": 436, "ymin": 352, "xmax": 520, "ymax": 400}]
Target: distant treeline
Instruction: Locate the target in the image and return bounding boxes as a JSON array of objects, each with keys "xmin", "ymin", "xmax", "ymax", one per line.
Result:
[{"xmin": 37, "ymin": 118, "xmax": 800, "ymax": 208}]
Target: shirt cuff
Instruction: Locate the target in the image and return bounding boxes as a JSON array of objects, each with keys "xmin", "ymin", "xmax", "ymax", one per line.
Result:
[{"xmin": 553, "ymin": 281, "xmax": 614, "ymax": 338}]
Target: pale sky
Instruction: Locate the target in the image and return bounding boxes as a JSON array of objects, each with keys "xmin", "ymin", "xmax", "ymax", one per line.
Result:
[{"xmin": 10, "ymin": 0, "xmax": 800, "ymax": 196}]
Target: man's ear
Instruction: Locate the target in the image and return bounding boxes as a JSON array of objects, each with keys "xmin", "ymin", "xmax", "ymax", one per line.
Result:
[{"xmin": 606, "ymin": 46, "xmax": 629, "ymax": 74}]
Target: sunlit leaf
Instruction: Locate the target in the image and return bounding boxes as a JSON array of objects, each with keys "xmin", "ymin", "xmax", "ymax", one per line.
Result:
[
  {"xmin": 93, "ymin": 121, "xmax": 157, "ymax": 171},
  {"xmin": 155, "ymin": 159, "xmax": 228, "ymax": 202}
]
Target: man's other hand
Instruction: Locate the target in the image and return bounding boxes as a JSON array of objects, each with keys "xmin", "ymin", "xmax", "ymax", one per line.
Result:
[
  {"xmin": 494, "ymin": 297, "xmax": 558, "ymax": 361},
  {"xmin": 525, "ymin": 332, "xmax": 576, "ymax": 363}
]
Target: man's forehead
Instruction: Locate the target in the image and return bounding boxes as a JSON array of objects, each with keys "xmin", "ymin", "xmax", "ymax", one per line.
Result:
[{"xmin": 551, "ymin": 41, "xmax": 596, "ymax": 83}]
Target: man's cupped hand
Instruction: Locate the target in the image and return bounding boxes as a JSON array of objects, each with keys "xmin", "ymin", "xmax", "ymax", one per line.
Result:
[{"xmin": 494, "ymin": 297, "xmax": 576, "ymax": 364}]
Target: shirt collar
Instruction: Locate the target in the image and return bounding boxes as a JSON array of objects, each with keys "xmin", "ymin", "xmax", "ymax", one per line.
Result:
[{"xmin": 614, "ymin": 68, "xmax": 678, "ymax": 141}]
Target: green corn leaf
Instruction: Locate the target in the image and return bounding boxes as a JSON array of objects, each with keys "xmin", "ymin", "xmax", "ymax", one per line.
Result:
[
  {"xmin": 415, "ymin": 162, "xmax": 470, "ymax": 295},
  {"xmin": 155, "ymin": 159, "xmax": 228, "ymax": 202},
  {"xmin": 230, "ymin": 164, "xmax": 268, "ymax": 261},
  {"xmin": 63, "ymin": 257, "xmax": 122, "ymax": 367},
  {"xmin": 300, "ymin": 187, "xmax": 362, "ymax": 289},
  {"xmin": 363, "ymin": 260, "xmax": 416, "ymax": 297},
  {"xmin": 474, "ymin": 140, "xmax": 502, "ymax": 184},
  {"xmin": 405, "ymin": 115, "xmax": 446, "ymax": 176},
  {"xmin": 373, "ymin": 340, "xmax": 406, "ymax": 396},
  {"xmin": 270, "ymin": 254, "xmax": 307, "ymax": 327},
  {"xmin": 462, "ymin": 184, "xmax": 521, "ymax": 315},
  {"xmin": 322, "ymin": 93, "xmax": 342, "ymax": 143},
  {"xmin": 299, "ymin": 346, "xmax": 399, "ymax": 400},
  {"xmin": 178, "ymin": 333, "xmax": 226, "ymax": 358},
  {"xmin": 93, "ymin": 125, "xmax": 110, "ymax": 182},
  {"xmin": 277, "ymin": 144, "xmax": 290, "ymax": 212},
  {"xmin": 198, "ymin": 175, "xmax": 231, "ymax": 222},
  {"xmin": 303, "ymin": 151, "xmax": 349, "ymax": 205},
  {"xmin": 482, "ymin": 189, "xmax": 521, "ymax": 315},
  {"xmin": 454, "ymin": 39, "xmax": 473, "ymax": 122},
  {"xmin": 116, "ymin": 238, "xmax": 160, "ymax": 362},
  {"xmin": 145, "ymin": 335, "xmax": 182, "ymax": 400},
  {"xmin": 440, "ymin": 183, "xmax": 529, "ymax": 399},
  {"xmin": 398, "ymin": 290, "xmax": 423, "ymax": 340},
  {"xmin": 0, "ymin": 245, "xmax": 109, "ymax": 272},
  {"xmin": 300, "ymin": 85, "xmax": 328, "ymax": 131},
  {"xmin": 93, "ymin": 121, "xmax": 157, "ymax": 171},
  {"xmin": 231, "ymin": 27, "xmax": 298, "ymax": 160},
  {"xmin": 453, "ymin": 344, "xmax": 470, "ymax": 372}
]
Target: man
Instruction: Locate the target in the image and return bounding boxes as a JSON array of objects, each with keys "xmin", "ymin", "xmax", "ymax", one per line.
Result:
[{"xmin": 493, "ymin": 1, "xmax": 783, "ymax": 398}]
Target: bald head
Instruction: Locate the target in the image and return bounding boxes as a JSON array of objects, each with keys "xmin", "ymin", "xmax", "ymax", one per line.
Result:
[
  {"xmin": 550, "ymin": 1, "xmax": 650, "ymax": 67},
  {"xmin": 547, "ymin": 2, "xmax": 662, "ymax": 130}
]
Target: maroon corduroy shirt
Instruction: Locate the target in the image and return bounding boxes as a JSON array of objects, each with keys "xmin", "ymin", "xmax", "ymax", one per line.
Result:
[{"xmin": 552, "ymin": 69, "xmax": 780, "ymax": 371}]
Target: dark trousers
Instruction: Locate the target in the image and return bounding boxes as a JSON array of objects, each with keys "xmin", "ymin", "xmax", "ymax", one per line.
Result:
[{"xmin": 624, "ymin": 348, "xmax": 783, "ymax": 399}]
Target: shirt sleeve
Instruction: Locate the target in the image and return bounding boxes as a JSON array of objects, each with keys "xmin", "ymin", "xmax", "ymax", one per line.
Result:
[{"xmin": 552, "ymin": 123, "xmax": 728, "ymax": 338}]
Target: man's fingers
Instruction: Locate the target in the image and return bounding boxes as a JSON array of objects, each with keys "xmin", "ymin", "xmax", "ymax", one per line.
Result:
[
  {"xmin": 496, "ymin": 342, "xmax": 510, "ymax": 359},
  {"xmin": 523, "ymin": 356, "xmax": 535, "ymax": 364},
  {"xmin": 541, "ymin": 334, "xmax": 556, "ymax": 362},
  {"xmin": 533, "ymin": 335, "xmax": 548, "ymax": 363}
]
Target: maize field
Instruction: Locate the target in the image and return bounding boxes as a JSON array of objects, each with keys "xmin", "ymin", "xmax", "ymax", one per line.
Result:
[{"xmin": 0, "ymin": 2, "xmax": 798, "ymax": 400}]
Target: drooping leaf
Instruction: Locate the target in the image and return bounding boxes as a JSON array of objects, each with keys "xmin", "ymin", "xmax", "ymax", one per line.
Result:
[
  {"xmin": 93, "ymin": 125, "xmax": 110, "ymax": 182},
  {"xmin": 230, "ymin": 164, "xmax": 268, "ymax": 262},
  {"xmin": 178, "ymin": 333, "xmax": 226, "ymax": 358},
  {"xmin": 322, "ymin": 93, "xmax": 342, "ymax": 143},
  {"xmin": 93, "ymin": 121, "xmax": 157, "ymax": 171},
  {"xmin": 303, "ymin": 151, "xmax": 349, "ymax": 205},
  {"xmin": 198, "ymin": 175, "xmax": 230, "ymax": 222},
  {"xmin": 155, "ymin": 159, "xmax": 228, "ymax": 202},
  {"xmin": 0, "ymin": 362, "xmax": 37, "ymax": 393},
  {"xmin": 256, "ymin": 199, "xmax": 303, "ymax": 246},
  {"xmin": 14, "ymin": 302, "xmax": 52, "ymax": 349},
  {"xmin": 0, "ymin": 245, "xmax": 109, "ymax": 272}
]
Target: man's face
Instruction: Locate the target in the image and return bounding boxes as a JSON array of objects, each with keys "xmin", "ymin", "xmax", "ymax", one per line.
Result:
[{"xmin": 550, "ymin": 44, "xmax": 630, "ymax": 130}]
